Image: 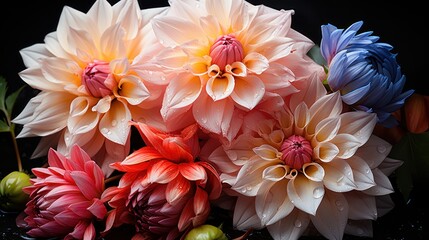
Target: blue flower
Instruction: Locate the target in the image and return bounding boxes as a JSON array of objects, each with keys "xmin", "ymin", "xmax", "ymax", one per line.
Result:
[{"xmin": 320, "ymin": 21, "xmax": 414, "ymax": 127}]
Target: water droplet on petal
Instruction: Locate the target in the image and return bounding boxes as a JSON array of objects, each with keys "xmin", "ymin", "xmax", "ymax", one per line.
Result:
[
  {"xmin": 294, "ymin": 219, "xmax": 302, "ymax": 228},
  {"xmin": 101, "ymin": 128, "xmax": 109, "ymax": 134},
  {"xmin": 246, "ymin": 186, "xmax": 252, "ymax": 191},
  {"xmin": 377, "ymin": 145, "xmax": 387, "ymax": 153},
  {"xmin": 111, "ymin": 120, "xmax": 117, "ymax": 127},
  {"xmin": 313, "ymin": 187, "xmax": 324, "ymax": 199},
  {"xmin": 335, "ymin": 200, "xmax": 344, "ymax": 211}
]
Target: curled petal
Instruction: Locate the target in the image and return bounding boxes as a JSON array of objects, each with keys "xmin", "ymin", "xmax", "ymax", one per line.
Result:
[
  {"xmin": 206, "ymin": 74, "xmax": 235, "ymax": 101},
  {"xmin": 243, "ymin": 52, "xmax": 269, "ymax": 74},
  {"xmin": 253, "ymin": 144, "xmax": 280, "ymax": 161},
  {"xmin": 302, "ymin": 163, "xmax": 324, "ymax": 182},
  {"xmin": 116, "ymin": 75, "xmax": 150, "ymax": 105}
]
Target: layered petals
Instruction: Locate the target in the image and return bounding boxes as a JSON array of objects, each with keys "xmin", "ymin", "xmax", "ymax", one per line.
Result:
[
  {"xmin": 104, "ymin": 122, "xmax": 222, "ymax": 239},
  {"xmin": 208, "ymin": 76, "xmax": 402, "ymax": 240},
  {"xmin": 13, "ymin": 0, "xmax": 167, "ymax": 176},
  {"xmin": 22, "ymin": 145, "xmax": 107, "ymax": 240},
  {"xmin": 153, "ymin": 0, "xmax": 325, "ymax": 141}
]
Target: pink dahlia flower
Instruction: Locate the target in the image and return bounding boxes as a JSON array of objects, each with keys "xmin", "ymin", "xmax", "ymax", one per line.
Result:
[
  {"xmin": 151, "ymin": 0, "xmax": 325, "ymax": 141},
  {"xmin": 208, "ymin": 75, "xmax": 402, "ymax": 239},
  {"xmin": 22, "ymin": 144, "xmax": 107, "ymax": 240},
  {"xmin": 102, "ymin": 122, "xmax": 222, "ymax": 240},
  {"xmin": 12, "ymin": 0, "xmax": 168, "ymax": 176}
]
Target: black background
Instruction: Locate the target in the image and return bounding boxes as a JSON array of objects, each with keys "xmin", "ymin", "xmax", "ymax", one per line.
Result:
[{"xmin": 0, "ymin": 0, "xmax": 427, "ymax": 239}]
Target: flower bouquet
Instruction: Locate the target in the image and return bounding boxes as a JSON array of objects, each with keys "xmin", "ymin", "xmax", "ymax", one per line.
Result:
[{"xmin": 1, "ymin": 0, "xmax": 427, "ymax": 239}]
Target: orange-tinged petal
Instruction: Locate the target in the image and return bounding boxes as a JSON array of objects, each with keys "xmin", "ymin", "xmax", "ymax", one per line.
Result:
[
  {"xmin": 148, "ymin": 160, "xmax": 179, "ymax": 184},
  {"xmin": 166, "ymin": 175, "xmax": 191, "ymax": 204},
  {"xmin": 179, "ymin": 163, "xmax": 207, "ymax": 181}
]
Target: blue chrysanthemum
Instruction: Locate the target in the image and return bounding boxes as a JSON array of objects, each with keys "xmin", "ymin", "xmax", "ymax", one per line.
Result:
[{"xmin": 320, "ymin": 21, "xmax": 414, "ymax": 127}]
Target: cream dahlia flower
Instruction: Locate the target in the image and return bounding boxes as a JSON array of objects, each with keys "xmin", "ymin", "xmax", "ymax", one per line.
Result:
[
  {"xmin": 22, "ymin": 145, "xmax": 107, "ymax": 240},
  {"xmin": 151, "ymin": 0, "xmax": 325, "ymax": 141},
  {"xmin": 208, "ymin": 75, "xmax": 402, "ymax": 239},
  {"xmin": 12, "ymin": 0, "xmax": 167, "ymax": 176}
]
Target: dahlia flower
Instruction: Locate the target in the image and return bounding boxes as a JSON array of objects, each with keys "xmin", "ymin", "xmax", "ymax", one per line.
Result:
[
  {"xmin": 320, "ymin": 20, "xmax": 414, "ymax": 128},
  {"xmin": 208, "ymin": 75, "xmax": 402, "ymax": 239},
  {"xmin": 101, "ymin": 122, "xmax": 222, "ymax": 239},
  {"xmin": 151, "ymin": 0, "xmax": 325, "ymax": 141},
  {"xmin": 12, "ymin": 0, "xmax": 168, "ymax": 176},
  {"xmin": 22, "ymin": 144, "xmax": 107, "ymax": 240}
]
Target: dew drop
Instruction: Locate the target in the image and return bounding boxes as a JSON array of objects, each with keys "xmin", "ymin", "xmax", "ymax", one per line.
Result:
[
  {"xmin": 101, "ymin": 128, "xmax": 109, "ymax": 134},
  {"xmin": 294, "ymin": 219, "xmax": 302, "ymax": 228},
  {"xmin": 313, "ymin": 187, "xmax": 324, "ymax": 199},
  {"xmin": 335, "ymin": 200, "xmax": 344, "ymax": 211},
  {"xmin": 377, "ymin": 145, "xmax": 386, "ymax": 153},
  {"xmin": 111, "ymin": 120, "xmax": 117, "ymax": 127},
  {"xmin": 246, "ymin": 186, "xmax": 252, "ymax": 191}
]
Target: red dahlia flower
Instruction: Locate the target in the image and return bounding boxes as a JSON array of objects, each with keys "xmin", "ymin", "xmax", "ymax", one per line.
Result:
[{"xmin": 102, "ymin": 122, "xmax": 222, "ymax": 240}]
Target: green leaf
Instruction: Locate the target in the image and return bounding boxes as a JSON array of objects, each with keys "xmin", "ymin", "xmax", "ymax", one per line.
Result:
[
  {"xmin": 0, "ymin": 76, "xmax": 7, "ymax": 115},
  {"xmin": 0, "ymin": 119, "xmax": 10, "ymax": 132},
  {"xmin": 5, "ymin": 85, "xmax": 25, "ymax": 117},
  {"xmin": 389, "ymin": 132, "xmax": 429, "ymax": 201}
]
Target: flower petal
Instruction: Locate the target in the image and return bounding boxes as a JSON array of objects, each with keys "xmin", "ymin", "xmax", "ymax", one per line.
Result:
[{"xmin": 287, "ymin": 174, "xmax": 324, "ymax": 215}]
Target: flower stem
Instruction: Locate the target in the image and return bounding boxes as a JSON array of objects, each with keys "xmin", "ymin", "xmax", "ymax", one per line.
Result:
[{"xmin": 10, "ymin": 127, "xmax": 22, "ymax": 172}]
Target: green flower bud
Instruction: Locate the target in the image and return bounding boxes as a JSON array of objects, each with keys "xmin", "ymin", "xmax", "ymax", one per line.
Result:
[
  {"xmin": 0, "ymin": 171, "xmax": 31, "ymax": 212},
  {"xmin": 184, "ymin": 224, "xmax": 228, "ymax": 240}
]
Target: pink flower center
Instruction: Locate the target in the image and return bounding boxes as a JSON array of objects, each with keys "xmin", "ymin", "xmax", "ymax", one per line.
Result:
[
  {"xmin": 209, "ymin": 34, "xmax": 244, "ymax": 71},
  {"xmin": 82, "ymin": 60, "xmax": 113, "ymax": 98},
  {"xmin": 280, "ymin": 135, "xmax": 313, "ymax": 169}
]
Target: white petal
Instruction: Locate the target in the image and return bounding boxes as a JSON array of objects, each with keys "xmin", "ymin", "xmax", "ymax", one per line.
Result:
[
  {"xmin": 322, "ymin": 159, "xmax": 357, "ymax": 192},
  {"xmin": 19, "ymin": 44, "xmax": 52, "ymax": 67},
  {"xmin": 345, "ymin": 220, "xmax": 373, "ymax": 238},
  {"xmin": 329, "ymin": 133, "xmax": 362, "ymax": 159},
  {"xmin": 231, "ymin": 75, "xmax": 265, "ymax": 110},
  {"xmin": 287, "ymin": 174, "xmax": 324, "ymax": 215},
  {"xmin": 255, "ymin": 180, "xmax": 294, "ymax": 226},
  {"xmin": 98, "ymin": 100, "xmax": 131, "ymax": 145},
  {"xmin": 362, "ymin": 168, "xmax": 394, "ymax": 196},
  {"xmin": 233, "ymin": 196, "xmax": 263, "ymax": 230},
  {"xmin": 346, "ymin": 156, "xmax": 375, "ymax": 190},
  {"xmin": 310, "ymin": 191, "xmax": 348, "ymax": 240},
  {"xmin": 266, "ymin": 208, "xmax": 310, "ymax": 240},
  {"xmin": 354, "ymin": 134, "xmax": 392, "ymax": 169},
  {"xmin": 161, "ymin": 73, "xmax": 202, "ymax": 119},
  {"xmin": 338, "ymin": 111, "xmax": 377, "ymax": 145},
  {"xmin": 243, "ymin": 52, "xmax": 269, "ymax": 74},
  {"xmin": 313, "ymin": 141, "xmax": 339, "ymax": 163},
  {"xmin": 232, "ymin": 158, "xmax": 273, "ymax": 196},
  {"xmin": 344, "ymin": 191, "xmax": 377, "ymax": 220},
  {"xmin": 68, "ymin": 97, "xmax": 100, "ymax": 135},
  {"xmin": 378, "ymin": 157, "xmax": 403, "ymax": 176},
  {"xmin": 152, "ymin": 16, "xmax": 203, "ymax": 47}
]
